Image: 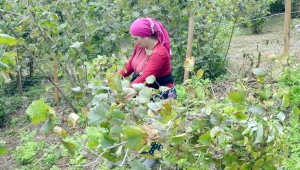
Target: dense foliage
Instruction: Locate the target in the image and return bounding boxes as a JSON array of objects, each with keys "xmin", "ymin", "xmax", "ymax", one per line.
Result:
[{"xmin": 1, "ymin": 0, "xmax": 299, "ymax": 169}]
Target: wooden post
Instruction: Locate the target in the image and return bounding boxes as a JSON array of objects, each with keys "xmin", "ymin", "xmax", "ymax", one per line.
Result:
[
  {"xmin": 54, "ymin": 57, "xmax": 59, "ymax": 105},
  {"xmin": 183, "ymin": 16, "xmax": 195, "ymax": 81},
  {"xmin": 14, "ymin": 47, "xmax": 23, "ymax": 96},
  {"xmin": 284, "ymin": 0, "xmax": 291, "ymax": 54}
]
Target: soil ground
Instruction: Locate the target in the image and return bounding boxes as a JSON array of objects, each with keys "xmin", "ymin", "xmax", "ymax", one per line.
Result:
[{"xmin": 0, "ymin": 15, "xmax": 299, "ymax": 170}]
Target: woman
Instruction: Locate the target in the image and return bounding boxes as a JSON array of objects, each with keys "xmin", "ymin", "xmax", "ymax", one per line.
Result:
[
  {"xmin": 119, "ymin": 18, "xmax": 177, "ymax": 168},
  {"xmin": 119, "ymin": 17, "xmax": 177, "ymax": 99}
]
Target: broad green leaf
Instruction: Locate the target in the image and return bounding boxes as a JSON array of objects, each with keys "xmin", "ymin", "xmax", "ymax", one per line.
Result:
[
  {"xmin": 147, "ymin": 102, "xmax": 163, "ymax": 111},
  {"xmin": 67, "ymin": 113, "xmax": 80, "ymax": 128},
  {"xmin": 234, "ymin": 112, "xmax": 248, "ymax": 120},
  {"xmin": 70, "ymin": 41, "xmax": 84, "ymax": 48},
  {"xmin": 111, "ymin": 109, "xmax": 125, "ymax": 119},
  {"xmin": 249, "ymin": 106, "xmax": 265, "ymax": 115},
  {"xmin": 262, "ymin": 162, "xmax": 275, "ymax": 170},
  {"xmin": 40, "ymin": 118, "xmax": 55, "ymax": 135},
  {"xmin": 101, "ymin": 135, "xmax": 115, "ymax": 149},
  {"xmin": 210, "ymin": 126, "xmax": 223, "ymax": 138},
  {"xmin": 179, "ymin": 143, "xmax": 191, "ymax": 152},
  {"xmin": 252, "ymin": 68, "xmax": 267, "ymax": 77},
  {"xmin": 277, "ymin": 112, "xmax": 285, "ymax": 122},
  {"xmin": 227, "ymin": 90, "xmax": 246, "ymax": 104},
  {"xmin": 123, "ymin": 87, "xmax": 137, "ymax": 101},
  {"xmin": 131, "ymin": 160, "xmax": 146, "ymax": 170},
  {"xmin": 254, "ymin": 124, "xmax": 264, "ymax": 144},
  {"xmin": 196, "ymin": 69, "xmax": 204, "ymax": 79},
  {"xmin": 171, "ymin": 133, "xmax": 186, "ymax": 145},
  {"xmin": 137, "ymin": 87, "xmax": 152, "ymax": 103},
  {"xmin": 132, "ymin": 83, "xmax": 144, "ymax": 91},
  {"xmin": 26, "ymin": 100, "xmax": 51, "ymax": 124},
  {"xmin": 198, "ymin": 133, "xmax": 211, "ymax": 146},
  {"xmin": 135, "ymin": 107, "xmax": 147, "ymax": 115},
  {"xmin": 210, "ymin": 112, "xmax": 223, "ymax": 125},
  {"xmin": 61, "ymin": 139, "xmax": 76, "ymax": 155},
  {"xmin": 85, "ymin": 126, "xmax": 106, "ymax": 140},
  {"xmin": 123, "ymin": 126, "xmax": 147, "ymax": 151},
  {"xmin": 0, "ymin": 72, "xmax": 9, "ymax": 83},
  {"xmin": 108, "ymin": 73, "xmax": 123, "ymax": 93},
  {"xmin": 0, "ymin": 61, "xmax": 8, "ymax": 69},
  {"xmin": 278, "ymin": 53, "xmax": 289, "ymax": 65},
  {"xmin": 88, "ymin": 103, "xmax": 109, "ymax": 126},
  {"xmin": 2, "ymin": 52, "xmax": 17, "ymax": 66},
  {"xmin": 240, "ymin": 163, "xmax": 252, "ymax": 170},
  {"xmin": 109, "ymin": 125, "xmax": 123, "ymax": 142},
  {"xmin": 281, "ymin": 94, "xmax": 289, "ymax": 110},
  {"xmin": 0, "ymin": 141, "xmax": 8, "ymax": 155},
  {"xmin": 274, "ymin": 122, "xmax": 283, "ymax": 134},
  {"xmin": 145, "ymin": 75, "xmax": 156, "ymax": 84},
  {"xmin": 0, "ymin": 34, "xmax": 17, "ymax": 46}
]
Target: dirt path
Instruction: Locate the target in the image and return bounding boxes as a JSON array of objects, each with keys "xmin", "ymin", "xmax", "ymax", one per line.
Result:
[{"xmin": 227, "ymin": 15, "xmax": 300, "ymax": 75}]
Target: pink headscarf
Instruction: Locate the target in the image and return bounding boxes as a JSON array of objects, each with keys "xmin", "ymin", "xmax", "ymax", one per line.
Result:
[{"xmin": 130, "ymin": 18, "xmax": 171, "ymax": 55}]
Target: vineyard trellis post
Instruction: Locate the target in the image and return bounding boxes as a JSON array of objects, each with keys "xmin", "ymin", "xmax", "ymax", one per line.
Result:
[
  {"xmin": 54, "ymin": 57, "xmax": 59, "ymax": 105},
  {"xmin": 183, "ymin": 16, "xmax": 194, "ymax": 81},
  {"xmin": 284, "ymin": 0, "xmax": 291, "ymax": 54}
]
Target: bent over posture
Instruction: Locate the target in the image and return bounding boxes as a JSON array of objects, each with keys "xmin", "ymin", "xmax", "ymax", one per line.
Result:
[{"xmin": 119, "ymin": 18, "xmax": 177, "ymax": 168}]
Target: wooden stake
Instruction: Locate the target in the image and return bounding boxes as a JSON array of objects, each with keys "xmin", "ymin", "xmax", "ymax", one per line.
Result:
[
  {"xmin": 284, "ymin": 0, "xmax": 291, "ymax": 54},
  {"xmin": 184, "ymin": 16, "xmax": 194, "ymax": 81},
  {"xmin": 54, "ymin": 57, "xmax": 59, "ymax": 105},
  {"xmin": 14, "ymin": 47, "xmax": 23, "ymax": 96}
]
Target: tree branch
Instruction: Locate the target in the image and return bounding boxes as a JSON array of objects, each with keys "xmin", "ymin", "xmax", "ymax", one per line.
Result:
[{"xmin": 0, "ymin": 13, "xmax": 78, "ymax": 113}]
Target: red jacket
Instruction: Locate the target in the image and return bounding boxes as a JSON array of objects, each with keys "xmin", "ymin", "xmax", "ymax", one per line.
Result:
[{"xmin": 120, "ymin": 43, "xmax": 173, "ymax": 88}]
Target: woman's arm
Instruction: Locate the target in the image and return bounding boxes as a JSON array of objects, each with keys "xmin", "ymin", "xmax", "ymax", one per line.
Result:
[{"xmin": 119, "ymin": 45, "xmax": 138, "ymax": 77}]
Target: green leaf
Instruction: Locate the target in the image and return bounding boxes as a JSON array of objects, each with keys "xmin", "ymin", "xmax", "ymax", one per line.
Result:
[
  {"xmin": 70, "ymin": 41, "xmax": 84, "ymax": 48},
  {"xmin": 131, "ymin": 160, "xmax": 146, "ymax": 170},
  {"xmin": 61, "ymin": 139, "xmax": 76, "ymax": 155},
  {"xmin": 0, "ymin": 72, "xmax": 9, "ymax": 83},
  {"xmin": 137, "ymin": 87, "xmax": 152, "ymax": 103},
  {"xmin": 147, "ymin": 102, "xmax": 163, "ymax": 111},
  {"xmin": 254, "ymin": 124, "xmax": 263, "ymax": 144},
  {"xmin": 108, "ymin": 73, "xmax": 123, "ymax": 93},
  {"xmin": 111, "ymin": 109, "xmax": 125, "ymax": 119},
  {"xmin": 85, "ymin": 126, "xmax": 106, "ymax": 141},
  {"xmin": 198, "ymin": 133, "xmax": 211, "ymax": 146},
  {"xmin": 249, "ymin": 106, "xmax": 265, "ymax": 115},
  {"xmin": 101, "ymin": 135, "xmax": 115, "ymax": 149},
  {"xmin": 171, "ymin": 133, "xmax": 186, "ymax": 145},
  {"xmin": 0, "ymin": 141, "xmax": 8, "ymax": 155},
  {"xmin": 210, "ymin": 112, "xmax": 223, "ymax": 125},
  {"xmin": 40, "ymin": 117, "xmax": 55, "ymax": 135},
  {"xmin": 278, "ymin": 53, "xmax": 289, "ymax": 65},
  {"xmin": 88, "ymin": 103, "xmax": 109, "ymax": 126},
  {"xmin": 227, "ymin": 90, "xmax": 246, "ymax": 104},
  {"xmin": 277, "ymin": 111, "xmax": 285, "ymax": 122},
  {"xmin": 123, "ymin": 126, "xmax": 147, "ymax": 151},
  {"xmin": 136, "ymin": 107, "xmax": 147, "ymax": 115},
  {"xmin": 274, "ymin": 122, "xmax": 283, "ymax": 134},
  {"xmin": 109, "ymin": 125, "xmax": 123, "ymax": 142},
  {"xmin": 146, "ymin": 75, "xmax": 156, "ymax": 84},
  {"xmin": 0, "ymin": 34, "xmax": 17, "ymax": 46},
  {"xmin": 0, "ymin": 61, "xmax": 9, "ymax": 69},
  {"xmin": 252, "ymin": 68, "xmax": 267, "ymax": 77},
  {"xmin": 26, "ymin": 100, "xmax": 51, "ymax": 124},
  {"xmin": 210, "ymin": 126, "xmax": 223, "ymax": 138},
  {"xmin": 281, "ymin": 94, "xmax": 289, "ymax": 110},
  {"xmin": 196, "ymin": 69, "xmax": 204, "ymax": 79},
  {"xmin": 234, "ymin": 112, "xmax": 248, "ymax": 120},
  {"xmin": 262, "ymin": 162, "xmax": 275, "ymax": 170}
]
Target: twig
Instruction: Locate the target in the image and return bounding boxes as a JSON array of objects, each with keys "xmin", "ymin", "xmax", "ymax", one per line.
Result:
[
  {"xmin": 119, "ymin": 148, "xmax": 129, "ymax": 167},
  {"xmin": 210, "ymin": 80, "xmax": 218, "ymax": 102},
  {"xmin": 0, "ymin": 9, "xmax": 20, "ymax": 16},
  {"xmin": 72, "ymin": 141, "xmax": 128, "ymax": 168}
]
